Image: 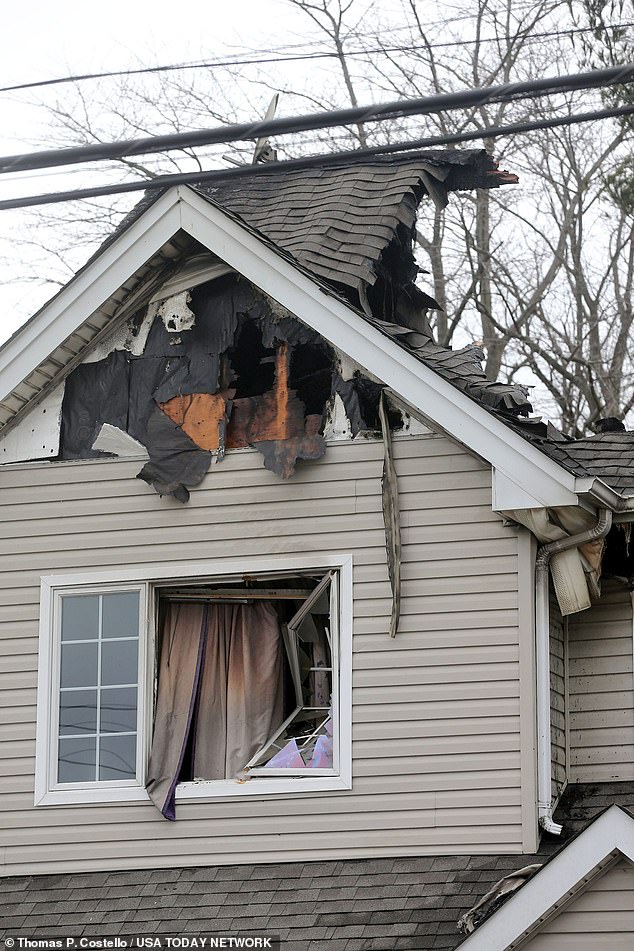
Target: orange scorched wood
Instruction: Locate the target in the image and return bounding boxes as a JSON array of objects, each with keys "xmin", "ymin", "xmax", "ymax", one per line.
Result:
[{"xmin": 159, "ymin": 392, "xmax": 228, "ymax": 452}]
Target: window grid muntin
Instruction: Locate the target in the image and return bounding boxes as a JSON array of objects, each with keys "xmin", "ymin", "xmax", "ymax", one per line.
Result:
[{"xmin": 56, "ymin": 589, "xmax": 141, "ymax": 785}]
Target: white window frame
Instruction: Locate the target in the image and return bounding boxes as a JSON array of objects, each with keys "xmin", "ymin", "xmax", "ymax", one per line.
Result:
[{"xmin": 35, "ymin": 553, "xmax": 353, "ymax": 806}]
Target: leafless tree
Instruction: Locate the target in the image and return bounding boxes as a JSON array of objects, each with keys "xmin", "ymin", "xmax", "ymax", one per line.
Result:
[{"xmin": 4, "ymin": 0, "xmax": 634, "ymax": 432}]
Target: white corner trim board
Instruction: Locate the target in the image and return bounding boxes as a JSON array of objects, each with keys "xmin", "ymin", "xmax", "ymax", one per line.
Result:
[
  {"xmin": 0, "ymin": 384, "xmax": 64, "ymax": 464},
  {"xmin": 458, "ymin": 805, "xmax": 634, "ymax": 950}
]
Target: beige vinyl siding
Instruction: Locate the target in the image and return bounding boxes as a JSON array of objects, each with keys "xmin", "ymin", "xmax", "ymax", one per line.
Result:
[
  {"xmin": 549, "ymin": 587, "xmax": 566, "ymax": 802},
  {"xmin": 521, "ymin": 858, "xmax": 634, "ymax": 950},
  {"xmin": 569, "ymin": 583, "xmax": 634, "ymax": 782},
  {"xmin": 0, "ymin": 432, "xmax": 530, "ymax": 876}
]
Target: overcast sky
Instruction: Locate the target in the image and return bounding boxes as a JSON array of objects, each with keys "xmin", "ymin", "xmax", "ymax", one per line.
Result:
[{"xmin": 0, "ymin": 0, "xmax": 333, "ymax": 342}]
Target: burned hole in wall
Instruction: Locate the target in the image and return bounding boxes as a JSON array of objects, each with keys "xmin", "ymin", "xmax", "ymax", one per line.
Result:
[
  {"xmin": 58, "ymin": 270, "xmax": 398, "ymax": 500},
  {"xmin": 227, "ymin": 320, "xmax": 276, "ymax": 398}
]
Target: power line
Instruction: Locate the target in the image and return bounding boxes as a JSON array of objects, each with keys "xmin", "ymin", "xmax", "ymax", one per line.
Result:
[
  {"xmin": 1, "ymin": 102, "xmax": 632, "ymax": 212},
  {"xmin": 2, "ymin": 20, "xmax": 632, "ymax": 95},
  {"xmin": 1, "ymin": 64, "xmax": 632, "ymax": 176}
]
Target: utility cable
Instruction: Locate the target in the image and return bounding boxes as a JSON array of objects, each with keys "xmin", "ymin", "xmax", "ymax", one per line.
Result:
[
  {"xmin": 2, "ymin": 20, "xmax": 632, "ymax": 94},
  {"xmin": 1, "ymin": 101, "xmax": 632, "ymax": 212},
  {"xmin": 0, "ymin": 64, "xmax": 632, "ymax": 176}
]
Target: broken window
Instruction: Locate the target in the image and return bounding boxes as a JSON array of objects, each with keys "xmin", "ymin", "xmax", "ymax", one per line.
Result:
[
  {"xmin": 35, "ymin": 561, "xmax": 350, "ymax": 810},
  {"xmin": 146, "ymin": 571, "xmax": 337, "ymax": 819}
]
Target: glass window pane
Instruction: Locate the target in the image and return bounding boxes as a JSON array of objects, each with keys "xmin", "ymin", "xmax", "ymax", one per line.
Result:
[
  {"xmin": 61, "ymin": 595, "xmax": 99, "ymax": 641},
  {"xmin": 59, "ymin": 689, "xmax": 98, "ymax": 735},
  {"xmin": 100, "ymin": 687, "xmax": 137, "ymax": 733},
  {"xmin": 60, "ymin": 642, "xmax": 98, "ymax": 689},
  {"xmin": 101, "ymin": 639, "xmax": 138, "ymax": 687},
  {"xmin": 102, "ymin": 592, "xmax": 140, "ymax": 639},
  {"xmin": 58, "ymin": 736, "xmax": 96, "ymax": 783},
  {"xmin": 99, "ymin": 734, "xmax": 137, "ymax": 781}
]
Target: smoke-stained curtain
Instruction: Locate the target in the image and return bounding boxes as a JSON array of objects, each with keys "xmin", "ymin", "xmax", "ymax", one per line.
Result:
[{"xmin": 147, "ymin": 600, "xmax": 284, "ymax": 819}]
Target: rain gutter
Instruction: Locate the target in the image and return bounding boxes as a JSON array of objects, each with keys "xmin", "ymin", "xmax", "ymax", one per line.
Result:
[{"xmin": 534, "ymin": 508, "xmax": 612, "ymax": 835}]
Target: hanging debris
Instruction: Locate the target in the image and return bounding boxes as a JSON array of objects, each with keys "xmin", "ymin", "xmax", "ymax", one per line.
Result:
[
  {"xmin": 58, "ymin": 274, "xmax": 393, "ymax": 500},
  {"xmin": 379, "ymin": 390, "xmax": 401, "ymax": 638}
]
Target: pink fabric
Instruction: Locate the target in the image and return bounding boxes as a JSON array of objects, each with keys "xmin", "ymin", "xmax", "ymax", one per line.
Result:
[
  {"xmin": 308, "ymin": 733, "xmax": 333, "ymax": 768},
  {"xmin": 264, "ymin": 737, "xmax": 305, "ymax": 769}
]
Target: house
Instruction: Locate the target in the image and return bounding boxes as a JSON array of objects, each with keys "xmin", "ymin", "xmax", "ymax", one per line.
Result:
[{"xmin": 0, "ymin": 149, "xmax": 633, "ymax": 949}]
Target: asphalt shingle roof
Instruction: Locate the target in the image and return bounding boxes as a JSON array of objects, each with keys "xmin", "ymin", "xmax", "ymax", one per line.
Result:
[
  {"xmin": 196, "ymin": 150, "xmax": 515, "ymax": 299},
  {"xmin": 2, "ymin": 783, "xmax": 631, "ymax": 950}
]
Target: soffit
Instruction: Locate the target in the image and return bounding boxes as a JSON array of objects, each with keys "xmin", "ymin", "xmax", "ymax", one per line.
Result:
[{"xmin": 0, "ymin": 231, "xmax": 200, "ymax": 432}]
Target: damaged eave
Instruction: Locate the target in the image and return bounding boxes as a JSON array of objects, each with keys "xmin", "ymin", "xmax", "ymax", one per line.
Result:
[
  {"xmin": 457, "ymin": 805, "xmax": 634, "ymax": 951},
  {"xmin": 0, "ymin": 188, "xmax": 185, "ymax": 409},
  {"xmin": 178, "ymin": 186, "xmax": 587, "ymax": 508},
  {"xmin": 0, "ymin": 182, "xmax": 597, "ymax": 512}
]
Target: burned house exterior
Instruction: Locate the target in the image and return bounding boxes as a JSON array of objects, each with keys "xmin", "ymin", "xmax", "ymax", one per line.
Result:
[{"xmin": 0, "ymin": 152, "xmax": 633, "ymax": 948}]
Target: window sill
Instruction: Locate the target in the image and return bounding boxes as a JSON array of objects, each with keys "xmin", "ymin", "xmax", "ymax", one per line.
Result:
[
  {"xmin": 176, "ymin": 774, "xmax": 351, "ymax": 800},
  {"xmin": 36, "ymin": 774, "xmax": 352, "ymax": 807}
]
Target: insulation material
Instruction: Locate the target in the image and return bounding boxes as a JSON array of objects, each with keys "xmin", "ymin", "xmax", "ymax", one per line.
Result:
[
  {"xmin": 506, "ymin": 506, "xmax": 600, "ymax": 616},
  {"xmin": 153, "ymin": 292, "xmax": 196, "ymax": 333},
  {"xmin": 323, "ymin": 393, "xmax": 353, "ymax": 442},
  {"xmin": 91, "ymin": 423, "xmax": 148, "ymax": 459},
  {"xmin": 58, "ymin": 267, "xmax": 411, "ymax": 500}
]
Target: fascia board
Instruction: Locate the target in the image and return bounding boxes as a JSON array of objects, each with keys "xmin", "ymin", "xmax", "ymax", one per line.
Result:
[
  {"xmin": 0, "ymin": 190, "xmax": 183, "ymax": 401},
  {"xmin": 177, "ymin": 187, "xmax": 579, "ymax": 508},
  {"xmin": 458, "ymin": 805, "xmax": 634, "ymax": 951}
]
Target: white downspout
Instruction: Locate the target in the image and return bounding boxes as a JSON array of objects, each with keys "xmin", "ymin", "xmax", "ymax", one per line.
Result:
[{"xmin": 535, "ymin": 508, "xmax": 612, "ymax": 835}]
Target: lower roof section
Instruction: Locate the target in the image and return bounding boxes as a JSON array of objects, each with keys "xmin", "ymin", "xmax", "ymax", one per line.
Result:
[
  {"xmin": 0, "ymin": 851, "xmax": 549, "ymax": 951},
  {"xmin": 2, "ymin": 783, "xmax": 632, "ymax": 950}
]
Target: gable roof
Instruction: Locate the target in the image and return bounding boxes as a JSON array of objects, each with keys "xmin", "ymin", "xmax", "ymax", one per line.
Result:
[
  {"xmin": 457, "ymin": 803, "xmax": 634, "ymax": 950},
  {"xmin": 0, "ymin": 153, "xmax": 626, "ymax": 512}
]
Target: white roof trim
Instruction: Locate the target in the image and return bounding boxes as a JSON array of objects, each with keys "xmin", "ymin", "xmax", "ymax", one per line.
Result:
[
  {"xmin": 0, "ymin": 190, "xmax": 182, "ymax": 399},
  {"xmin": 458, "ymin": 805, "xmax": 634, "ymax": 950},
  {"xmin": 0, "ymin": 184, "xmax": 602, "ymax": 508}
]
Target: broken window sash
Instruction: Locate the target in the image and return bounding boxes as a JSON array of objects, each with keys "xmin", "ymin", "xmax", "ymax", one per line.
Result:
[
  {"xmin": 287, "ymin": 571, "xmax": 335, "ymax": 633},
  {"xmin": 245, "ymin": 571, "xmax": 337, "ymax": 774},
  {"xmin": 246, "ymin": 706, "xmax": 334, "ymax": 775}
]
